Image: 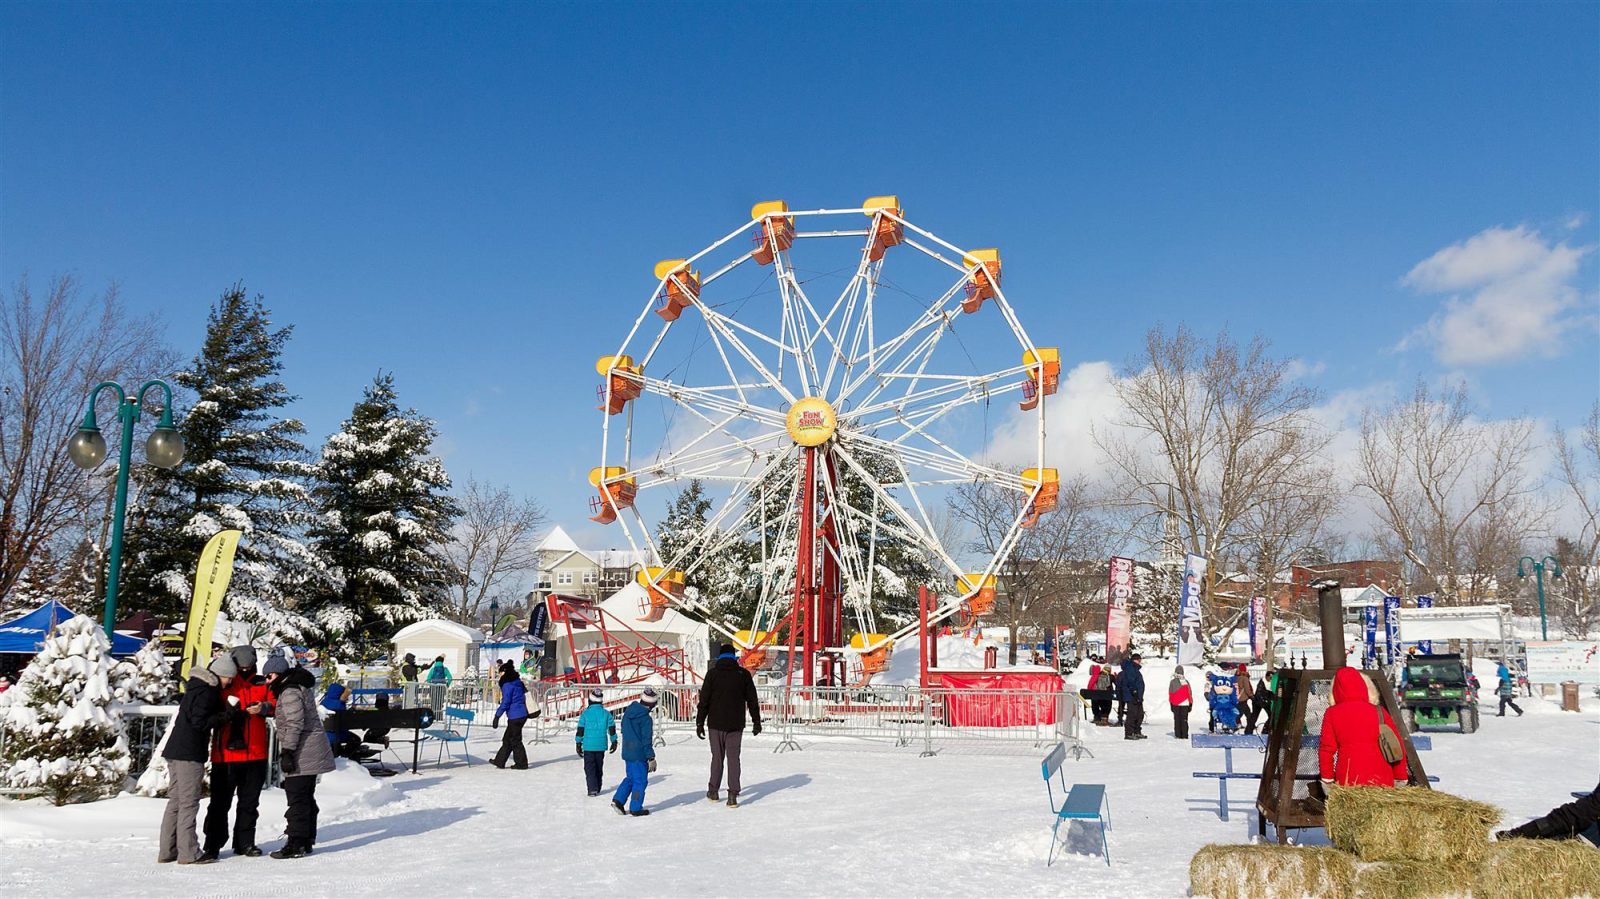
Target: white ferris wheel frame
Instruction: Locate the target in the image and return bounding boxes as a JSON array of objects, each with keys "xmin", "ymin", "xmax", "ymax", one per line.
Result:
[{"xmin": 595, "ymin": 205, "xmax": 1051, "ymax": 653}]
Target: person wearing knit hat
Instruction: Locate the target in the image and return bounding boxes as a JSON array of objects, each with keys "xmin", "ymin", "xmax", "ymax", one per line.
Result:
[
  {"xmin": 159, "ymin": 653, "xmax": 234, "ymax": 864},
  {"xmin": 201, "ymin": 645, "xmax": 276, "ymax": 860},
  {"xmin": 575, "ymin": 689, "xmax": 617, "ymax": 796},
  {"xmin": 697, "ymin": 643, "xmax": 763, "ymax": 807},
  {"xmin": 1168, "ymin": 664, "xmax": 1194, "ymax": 740},
  {"xmin": 611, "ymin": 688, "xmax": 659, "ymax": 817}
]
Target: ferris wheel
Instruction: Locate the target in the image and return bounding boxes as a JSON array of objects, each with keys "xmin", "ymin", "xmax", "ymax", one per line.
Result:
[{"xmin": 589, "ymin": 197, "xmax": 1059, "ymax": 686}]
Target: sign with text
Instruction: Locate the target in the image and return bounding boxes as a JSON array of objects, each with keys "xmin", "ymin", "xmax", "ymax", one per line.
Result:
[
  {"xmin": 1178, "ymin": 554, "xmax": 1206, "ymax": 666},
  {"xmin": 1105, "ymin": 557, "xmax": 1134, "ymax": 664}
]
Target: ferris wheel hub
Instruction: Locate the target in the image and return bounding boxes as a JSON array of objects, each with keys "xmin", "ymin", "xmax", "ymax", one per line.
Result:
[{"xmin": 785, "ymin": 397, "xmax": 838, "ymax": 447}]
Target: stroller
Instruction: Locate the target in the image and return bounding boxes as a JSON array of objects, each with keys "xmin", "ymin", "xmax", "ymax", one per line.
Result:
[{"xmin": 1206, "ymin": 672, "xmax": 1241, "ymax": 733}]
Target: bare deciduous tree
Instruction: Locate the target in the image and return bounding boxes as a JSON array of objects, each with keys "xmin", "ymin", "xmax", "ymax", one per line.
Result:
[
  {"xmin": 1356, "ymin": 380, "xmax": 1545, "ymax": 604},
  {"xmin": 949, "ymin": 473, "xmax": 1113, "ymax": 663},
  {"xmin": 0, "ymin": 275, "xmax": 170, "ymax": 604},
  {"xmin": 1096, "ymin": 326, "xmax": 1336, "ymax": 626},
  {"xmin": 442, "ymin": 478, "xmax": 547, "ymax": 624},
  {"xmin": 1553, "ymin": 402, "xmax": 1600, "ymax": 635}
]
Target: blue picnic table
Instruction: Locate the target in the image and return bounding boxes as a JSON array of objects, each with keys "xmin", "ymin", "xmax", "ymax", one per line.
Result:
[{"xmin": 1190, "ymin": 733, "xmax": 1435, "ymax": 821}]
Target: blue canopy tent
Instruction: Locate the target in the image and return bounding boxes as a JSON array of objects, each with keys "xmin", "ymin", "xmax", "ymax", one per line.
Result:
[{"xmin": 0, "ymin": 600, "xmax": 145, "ymax": 655}]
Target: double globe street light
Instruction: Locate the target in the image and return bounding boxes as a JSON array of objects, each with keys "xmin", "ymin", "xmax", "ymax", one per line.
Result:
[{"xmin": 67, "ymin": 379, "xmax": 185, "ymax": 637}]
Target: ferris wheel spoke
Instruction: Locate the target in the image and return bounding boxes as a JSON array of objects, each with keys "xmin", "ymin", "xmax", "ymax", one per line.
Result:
[
  {"xmin": 833, "ymin": 279, "xmax": 964, "ymax": 407},
  {"xmin": 690, "ymin": 303, "xmax": 800, "ymax": 406},
  {"xmin": 660, "ymin": 451, "xmax": 788, "ymax": 577},
  {"xmin": 636, "ymin": 374, "xmax": 787, "ymax": 429},
  {"xmin": 830, "ymin": 441, "xmax": 963, "ymax": 580},
  {"xmin": 845, "ymin": 430, "xmax": 1025, "ymax": 490}
]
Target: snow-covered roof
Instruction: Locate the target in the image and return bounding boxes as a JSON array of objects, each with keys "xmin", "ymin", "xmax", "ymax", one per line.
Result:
[
  {"xmin": 598, "ymin": 583, "xmax": 710, "ymax": 639},
  {"xmin": 1340, "ymin": 585, "xmax": 1388, "ymax": 608},
  {"xmin": 538, "ymin": 525, "xmax": 581, "ymax": 554},
  {"xmin": 391, "ymin": 618, "xmax": 482, "ymax": 644}
]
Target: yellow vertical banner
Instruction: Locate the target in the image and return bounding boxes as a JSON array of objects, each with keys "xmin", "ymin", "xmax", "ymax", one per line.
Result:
[{"xmin": 179, "ymin": 529, "xmax": 243, "ymax": 680}]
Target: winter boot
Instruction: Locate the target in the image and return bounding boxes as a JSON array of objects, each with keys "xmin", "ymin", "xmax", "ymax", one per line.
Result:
[
  {"xmin": 236, "ymin": 845, "xmax": 263, "ymax": 858},
  {"xmin": 270, "ymin": 845, "xmax": 308, "ymax": 860},
  {"xmin": 629, "ymin": 808, "xmax": 651, "ymax": 817},
  {"xmin": 727, "ymin": 794, "xmax": 739, "ymax": 808},
  {"xmin": 706, "ymin": 790, "xmax": 720, "ymax": 802},
  {"xmin": 612, "ymin": 799, "xmax": 628, "ymax": 815}
]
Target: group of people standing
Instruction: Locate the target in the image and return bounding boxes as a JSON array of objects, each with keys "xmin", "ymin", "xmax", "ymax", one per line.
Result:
[
  {"xmin": 484, "ymin": 642, "xmax": 764, "ymax": 818},
  {"xmin": 158, "ymin": 645, "xmax": 331, "ymax": 865}
]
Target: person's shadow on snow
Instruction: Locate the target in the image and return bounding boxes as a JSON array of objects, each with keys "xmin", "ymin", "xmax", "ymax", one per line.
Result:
[
  {"xmin": 309, "ymin": 806, "xmax": 480, "ymax": 853},
  {"xmin": 649, "ymin": 773, "xmax": 812, "ymax": 811}
]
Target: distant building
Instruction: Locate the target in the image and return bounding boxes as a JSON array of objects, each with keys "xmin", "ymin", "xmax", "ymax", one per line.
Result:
[{"xmin": 532, "ymin": 525, "xmax": 650, "ymax": 606}]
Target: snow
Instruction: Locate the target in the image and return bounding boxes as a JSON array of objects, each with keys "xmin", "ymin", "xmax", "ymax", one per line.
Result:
[
  {"xmin": 1, "ymin": 668, "xmax": 1595, "ymax": 896},
  {"xmin": 537, "ymin": 524, "xmax": 582, "ymax": 554}
]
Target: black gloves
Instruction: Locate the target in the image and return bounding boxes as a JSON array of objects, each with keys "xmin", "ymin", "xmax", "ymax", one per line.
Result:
[
  {"xmin": 751, "ymin": 721, "xmax": 763, "ymax": 737},
  {"xmin": 646, "ymin": 757, "xmax": 657, "ymax": 773},
  {"xmin": 608, "ymin": 742, "xmax": 618, "ymax": 754},
  {"xmin": 696, "ymin": 725, "xmax": 706, "ymax": 740},
  {"xmin": 279, "ymin": 751, "xmax": 298, "ymax": 775},
  {"xmin": 575, "ymin": 746, "xmax": 583, "ymax": 758},
  {"xmin": 492, "ymin": 715, "xmax": 501, "ymax": 729}
]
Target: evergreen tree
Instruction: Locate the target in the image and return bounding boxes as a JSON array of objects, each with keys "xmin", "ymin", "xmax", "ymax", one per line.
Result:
[
  {"xmin": 1132, "ymin": 560, "xmax": 1182, "ymax": 657},
  {"xmin": 0, "ymin": 615, "xmax": 130, "ymax": 805},
  {"xmin": 656, "ymin": 479, "xmax": 757, "ymax": 626},
  {"xmin": 2, "ymin": 547, "xmax": 69, "ymax": 617},
  {"xmin": 310, "ymin": 373, "xmax": 460, "ymax": 655},
  {"xmin": 119, "ymin": 286, "xmax": 319, "ymax": 640},
  {"xmin": 111, "ymin": 638, "xmax": 177, "ymax": 704}
]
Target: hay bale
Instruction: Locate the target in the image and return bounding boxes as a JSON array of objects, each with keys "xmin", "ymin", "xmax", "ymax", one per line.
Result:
[
  {"xmin": 1353, "ymin": 860, "xmax": 1476, "ymax": 899},
  {"xmin": 1327, "ymin": 786, "xmax": 1499, "ymax": 863},
  {"xmin": 1474, "ymin": 839, "xmax": 1600, "ymax": 899},
  {"xmin": 1190, "ymin": 843, "xmax": 1357, "ymax": 899}
]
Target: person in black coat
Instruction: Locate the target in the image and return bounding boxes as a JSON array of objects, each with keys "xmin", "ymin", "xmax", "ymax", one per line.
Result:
[
  {"xmin": 696, "ymin": 644, "xmax": 763, "ymax": 807},
  {"xmin": 1117, "ymin": 654, "xmax": 1147, "ymax": 740},
  {"xmin": 1497, "ymin": 781, "xmax": 1600, "ymax": 845},
  {"xmin": 158, "ymin": 657, "xmax": 236, "ymax": 864}
]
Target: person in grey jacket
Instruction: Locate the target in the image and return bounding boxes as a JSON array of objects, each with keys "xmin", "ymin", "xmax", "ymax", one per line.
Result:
[
  {"xmin": 158, "ymin": 656, "xmax": 236, "ymax": 864},
  {"xmin": 263, "ymin": 653, "xmax": 334, "ymax": 859}
]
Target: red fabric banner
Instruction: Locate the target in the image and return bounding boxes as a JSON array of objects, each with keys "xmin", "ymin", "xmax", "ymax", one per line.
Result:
[
  {"xmin": 938, "ymin": 672, "xmax": 1065, "ymax": 726},
  {"xmin": 1106, "ymin": 556, "xmax": 1135, "ymax": 664}
]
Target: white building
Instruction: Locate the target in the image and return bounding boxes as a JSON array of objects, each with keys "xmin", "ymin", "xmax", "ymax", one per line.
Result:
[{"xmin": 391, "ymin": 618, "xmax": 483, "ymax": 676}]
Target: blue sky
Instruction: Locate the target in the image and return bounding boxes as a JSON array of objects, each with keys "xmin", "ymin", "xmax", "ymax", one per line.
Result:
[{"xmin": 3, "ymin": 1, "xmax": 1596, "ymax": 550}]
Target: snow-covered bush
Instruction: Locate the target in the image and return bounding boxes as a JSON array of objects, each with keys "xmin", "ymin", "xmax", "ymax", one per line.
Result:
[
  {"xmin": 110, "ymin": 639, "xmax": 177, "ymax": 705},
  {"xmin": 0, "ymin": 615, "xmax": 131, "ymax": 805}
]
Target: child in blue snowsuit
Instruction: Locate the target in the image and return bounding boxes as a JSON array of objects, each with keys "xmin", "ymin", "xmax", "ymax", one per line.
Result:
[
  {"xmin": 575, "ymin": 689, "xmax": 617, "ymax": 796},
  {"xmin": 611, "ymin": 688, "xmax": 659, "ymax": 817}
]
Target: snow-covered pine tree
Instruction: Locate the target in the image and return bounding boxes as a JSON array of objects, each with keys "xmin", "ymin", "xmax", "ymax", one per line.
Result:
[
  {"xmin": 1, "ymin": 548, "xmax": 68, "ymax": 618},
  {"xmin": 1132, "ymin": 560, "xmax": 1182, "ymax": 657},
  {"xmin": 110, "ymin": 638, "xmax": 176, "ymax": 704},
  {"xmin": 0, "ymin": 615, "xmax": 131, "ymax": 805},
  {"xmin": 310, "ymin": 373, "xmax": 460, "ymax": 656},
  {"xmin": 656, "ymin": 479, "xmax": 758, "ymax": 626},
  {"xmin": 119, "ymin": 285, "xmax": 319, "ymax": 639}
]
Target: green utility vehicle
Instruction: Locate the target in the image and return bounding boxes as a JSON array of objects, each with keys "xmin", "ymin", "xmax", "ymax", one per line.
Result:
[{"xmin": 1400, "ymin": 653, "xmax": 1479, "ymax": 733}]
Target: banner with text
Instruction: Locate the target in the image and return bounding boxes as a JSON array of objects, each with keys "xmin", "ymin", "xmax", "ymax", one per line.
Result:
[
  {"xmin": 1383, "ymin": 595, "xmax": 1401, "ymax": 665},
  {"xmin": 1249, "ymin": 596, "xmax": 1265, "ymax": 662},
  {"xmin": 1106, "ymin": 557, "xmax": 1135, "ymax": 664},
  {"xmin": 1363, "ymin": 605, "xmax": 1379, "ymax": 668},
  {"xmin": 180, "ymin": 529, "xmax": 243, "ymax": 680},
  {"xmin": 1178, "ymin": 553, "xmax": 1207, "ymax": 666}
]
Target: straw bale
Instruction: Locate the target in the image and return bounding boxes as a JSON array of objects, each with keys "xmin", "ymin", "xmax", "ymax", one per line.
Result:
[
  {"xmin": 1474, "ymin": 838, "xmax": 1600, "ymax": 899},
  {"xmin": 1190, "ymin": 843, "xmax": 1356, "ymax": 899},
  {"xmin": 1353, "ymin": 860, "xmax": 1476, "ymax": 899},
  {"xmin": 1327, "ymin": 786, "xmax": 1499, "ymax": 863}
]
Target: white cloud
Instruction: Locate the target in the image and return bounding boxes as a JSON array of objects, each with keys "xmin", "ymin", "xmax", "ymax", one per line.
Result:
[
  {"xmin": 982, "ymin": 360, "xmax": 1126, "ymax": 483},
  {"xmin": 1400, "ymin": 225, "xmax": 1593, "ymax": 366}
]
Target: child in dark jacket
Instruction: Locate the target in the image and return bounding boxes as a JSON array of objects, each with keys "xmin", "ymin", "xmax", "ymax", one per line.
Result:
[
  {"xmin": 491, "ymin": 668, "xmax": 530, "ymax": 769},
  {"xmin": 611, "ymin": 688, "xmax": 659, "ymax": 817}
]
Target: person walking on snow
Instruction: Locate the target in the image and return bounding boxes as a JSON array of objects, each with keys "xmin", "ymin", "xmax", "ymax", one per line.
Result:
[
  {"xmin": 1318, "ymin": 667, "xmax": 1408, "ymax": 789},
  {"xmin": 1169, "ymin": 664, "xmax": 1193, "ymax": 739},
  {"xmin": 1495, "ymin": 663, "xmax": 1524, "ymax": 717},
  {"xmin": 265, "ymin": 653, "xmax": 334, "ymax": 858},
  {"xmin": 697, "ymin": 643, "xmax": 763, "ymax": 807},
  {"xmin": 1118, "ymin": 653, "xmax": 1146, "ymax": 740},
  {"xmin": 158, "ymin": 656, "xmax": 235, "ymax": 865},
  {"xmin": 1235, "ymin": 663, "xmax": 1258, "ymax": 733},
  {"xmin": 612, "ymin": 688, "xmax": 659, "ymax": 817},
  {"xmin": 575, "ymin": 689, "xmax": 617, "ymax": 795},
  {"xmin": 201, "ymin": 645, "xmax": 275, "ymax": 861},
  {"xmin": 491, "ymin": 666, "xmax": 531, "ymax": 769}
]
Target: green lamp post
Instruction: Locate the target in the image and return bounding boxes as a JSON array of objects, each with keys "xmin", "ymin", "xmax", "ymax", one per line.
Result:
[
  {"xmin": 1516, "ymin": 555, "xmax": 1562, "ymax": 641},
  {"xmin": 67, "ymin": 380, "xmax": 185, "ymax": 637}
]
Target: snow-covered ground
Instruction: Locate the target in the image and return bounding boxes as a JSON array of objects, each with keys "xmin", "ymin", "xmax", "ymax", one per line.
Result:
[{"xmin": 2, "ymin": 673, "xmax": 1595, "ymax": 898}]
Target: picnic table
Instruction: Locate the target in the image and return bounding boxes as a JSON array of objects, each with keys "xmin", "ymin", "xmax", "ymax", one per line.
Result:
[{"xmin": 1190, "ymin": 733, "xmax": 1434, "ymax": 821}]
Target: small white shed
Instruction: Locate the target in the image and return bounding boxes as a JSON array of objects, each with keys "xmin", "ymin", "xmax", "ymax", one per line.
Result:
[{"xmin": 392, "ymin": 619, "xmax": 483, "ymax": 676}]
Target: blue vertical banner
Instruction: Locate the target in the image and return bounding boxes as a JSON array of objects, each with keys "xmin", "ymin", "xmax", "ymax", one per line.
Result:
[
  {"xmin": 1363, "ymin": 605, "xmax": 1378, "ymax": 667},
  {"xmin": 1415, "ymin": 596, "xmax": 1433, "ymax": 654},
  {"xmin": 1178, "ymin": 554, "xmax": 1207, "ymax": 665},
  {"xmin": 1383, "ymin": 595, "xmax": 1402, "ymax": 665}
]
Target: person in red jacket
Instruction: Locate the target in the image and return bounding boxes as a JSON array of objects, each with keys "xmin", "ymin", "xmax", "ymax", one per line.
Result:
[
  {"xmin": 1318, "ymin": 666, "xmax": 1408, "ymax": 789},
  {"xmin": 201, "ymin": 645, "xmax": 276, "ymax": 860}
]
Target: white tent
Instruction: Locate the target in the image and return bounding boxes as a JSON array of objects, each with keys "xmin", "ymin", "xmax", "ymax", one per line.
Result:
[
  {"xmin": 1397, "ymin": 605, "xmax": 1505, "ymax": 643},
  {"xmin": 392, "ymin": 619, "xmax": 483, "ymax": 675}
]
